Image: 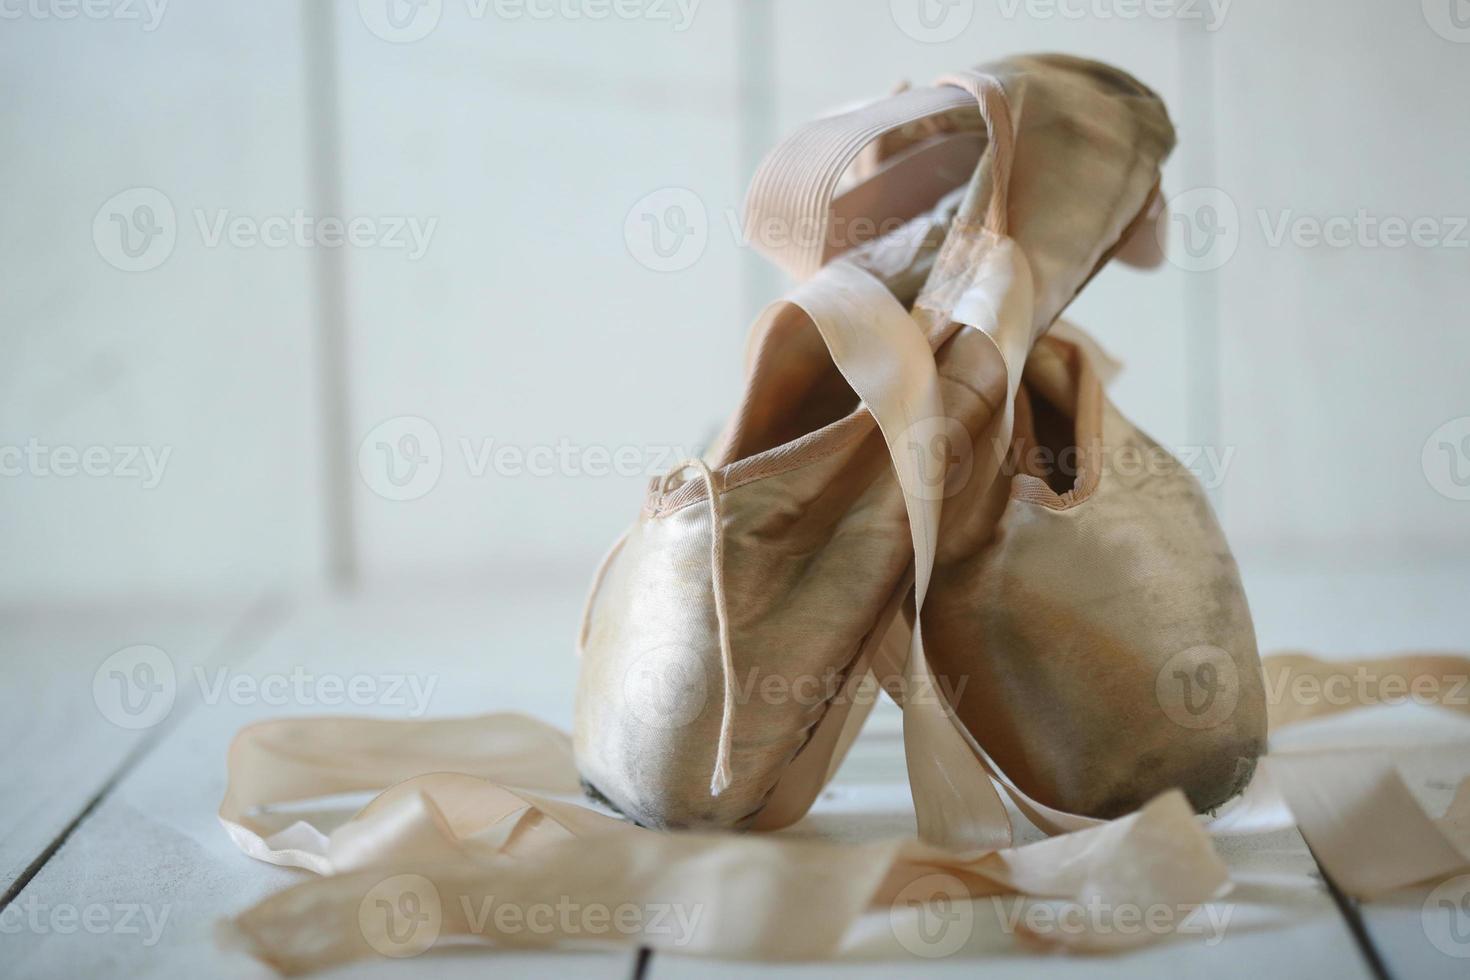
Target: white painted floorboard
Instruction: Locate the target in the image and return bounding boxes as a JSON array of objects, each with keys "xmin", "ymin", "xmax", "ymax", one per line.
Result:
[
  {"xmin": 6, "ymin": 562, "xmax": 1468, "ymax": 977},
  {"xmin": 0, "ymin": 599, "xmax": 266, "ymax": 895},
  {"xmin": 0, "ymin": 578, "xmax": 635, "ymax": 979},
  {"xmin": 1242, "ymin": 560, "xmax": 1470, "ymax": 980}
]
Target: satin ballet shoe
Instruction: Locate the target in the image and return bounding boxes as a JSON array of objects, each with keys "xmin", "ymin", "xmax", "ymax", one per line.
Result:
[
  {"xmin": 921, "ymin": 328, "xmax": 1268, "ymax": 821},
  {"xmin": 575, "ymin": 54, "xmax": 1176, "ymax": 836},
  {"xmin": 858, "ymin": 59, "xmax": 1264, "ymax": 828},
  {"xmin": 782, "ymin": 56, "xmax": 1207, "ymax": 833},
  {"xmin": 573, "ymin": 192, "xmax": 967, "ymax": 831}
]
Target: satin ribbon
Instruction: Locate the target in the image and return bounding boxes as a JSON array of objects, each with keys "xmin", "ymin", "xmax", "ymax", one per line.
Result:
[{"xmin": 216, "ymin": 651, "xmax": 1470, "ymax": 973}]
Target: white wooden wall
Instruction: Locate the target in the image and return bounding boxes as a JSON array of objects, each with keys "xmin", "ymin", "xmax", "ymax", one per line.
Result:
[
  {"xmin": 3, "ymin": 1, "xmax": 1467, "ymax": 606},
  {"xmin": 1, "ymin": 4, "xmax": 326, "ymax": 604}
]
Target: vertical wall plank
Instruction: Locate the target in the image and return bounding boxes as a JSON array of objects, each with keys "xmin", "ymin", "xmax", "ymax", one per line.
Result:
[
  {"xmin": 0, "ymin": 5, "xmax": 326, "ymax": 603},
  {"xmin": 335, "ymin": 3, "xmax": 748, "ymax": 584},
  {"xmin": 303, "ymin": 0, "xmax": 360, "ymax": 589},
  {"xmin": 1210, "ymin": 0, "xmax": 1470, "ymax": 566}
]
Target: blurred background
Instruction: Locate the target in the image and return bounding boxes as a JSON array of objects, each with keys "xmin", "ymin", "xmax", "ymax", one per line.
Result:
[{"xmin": 3, "ymin": 2, "xmax": 1468, "ymax": 612}]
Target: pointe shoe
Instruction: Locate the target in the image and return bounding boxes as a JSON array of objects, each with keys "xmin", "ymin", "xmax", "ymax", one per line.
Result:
[
  {"xmin": 575, "ymin": 54, "xmax": 1175, "ymax": 834},
  {"xmin": 754, "ymin": 54, "xmax": 1265, "ymax": 828},
  {"xmin": 573, "ymin": 194, "xmax": 964, "ymax": 831},
  {"xmin": 924, "ymin": 329, "xmax": 1268, "ymax": 820}
]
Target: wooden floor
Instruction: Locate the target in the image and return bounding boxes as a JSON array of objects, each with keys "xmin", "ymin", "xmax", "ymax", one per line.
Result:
[{"xmin": 2, "ymin": 562, "xmax": 1466, "ymax": 979}]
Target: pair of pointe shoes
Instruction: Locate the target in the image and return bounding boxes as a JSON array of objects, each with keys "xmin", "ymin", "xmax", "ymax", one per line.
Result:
[{"xmin": 575, "ymin": 54, "xmax": 1267, "ymax": 838}]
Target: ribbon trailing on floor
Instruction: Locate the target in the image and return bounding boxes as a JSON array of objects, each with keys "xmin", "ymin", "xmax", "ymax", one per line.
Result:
[{"xmin": 217, "ymin": 652, "xmax": 1470, "ymax": 973}]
